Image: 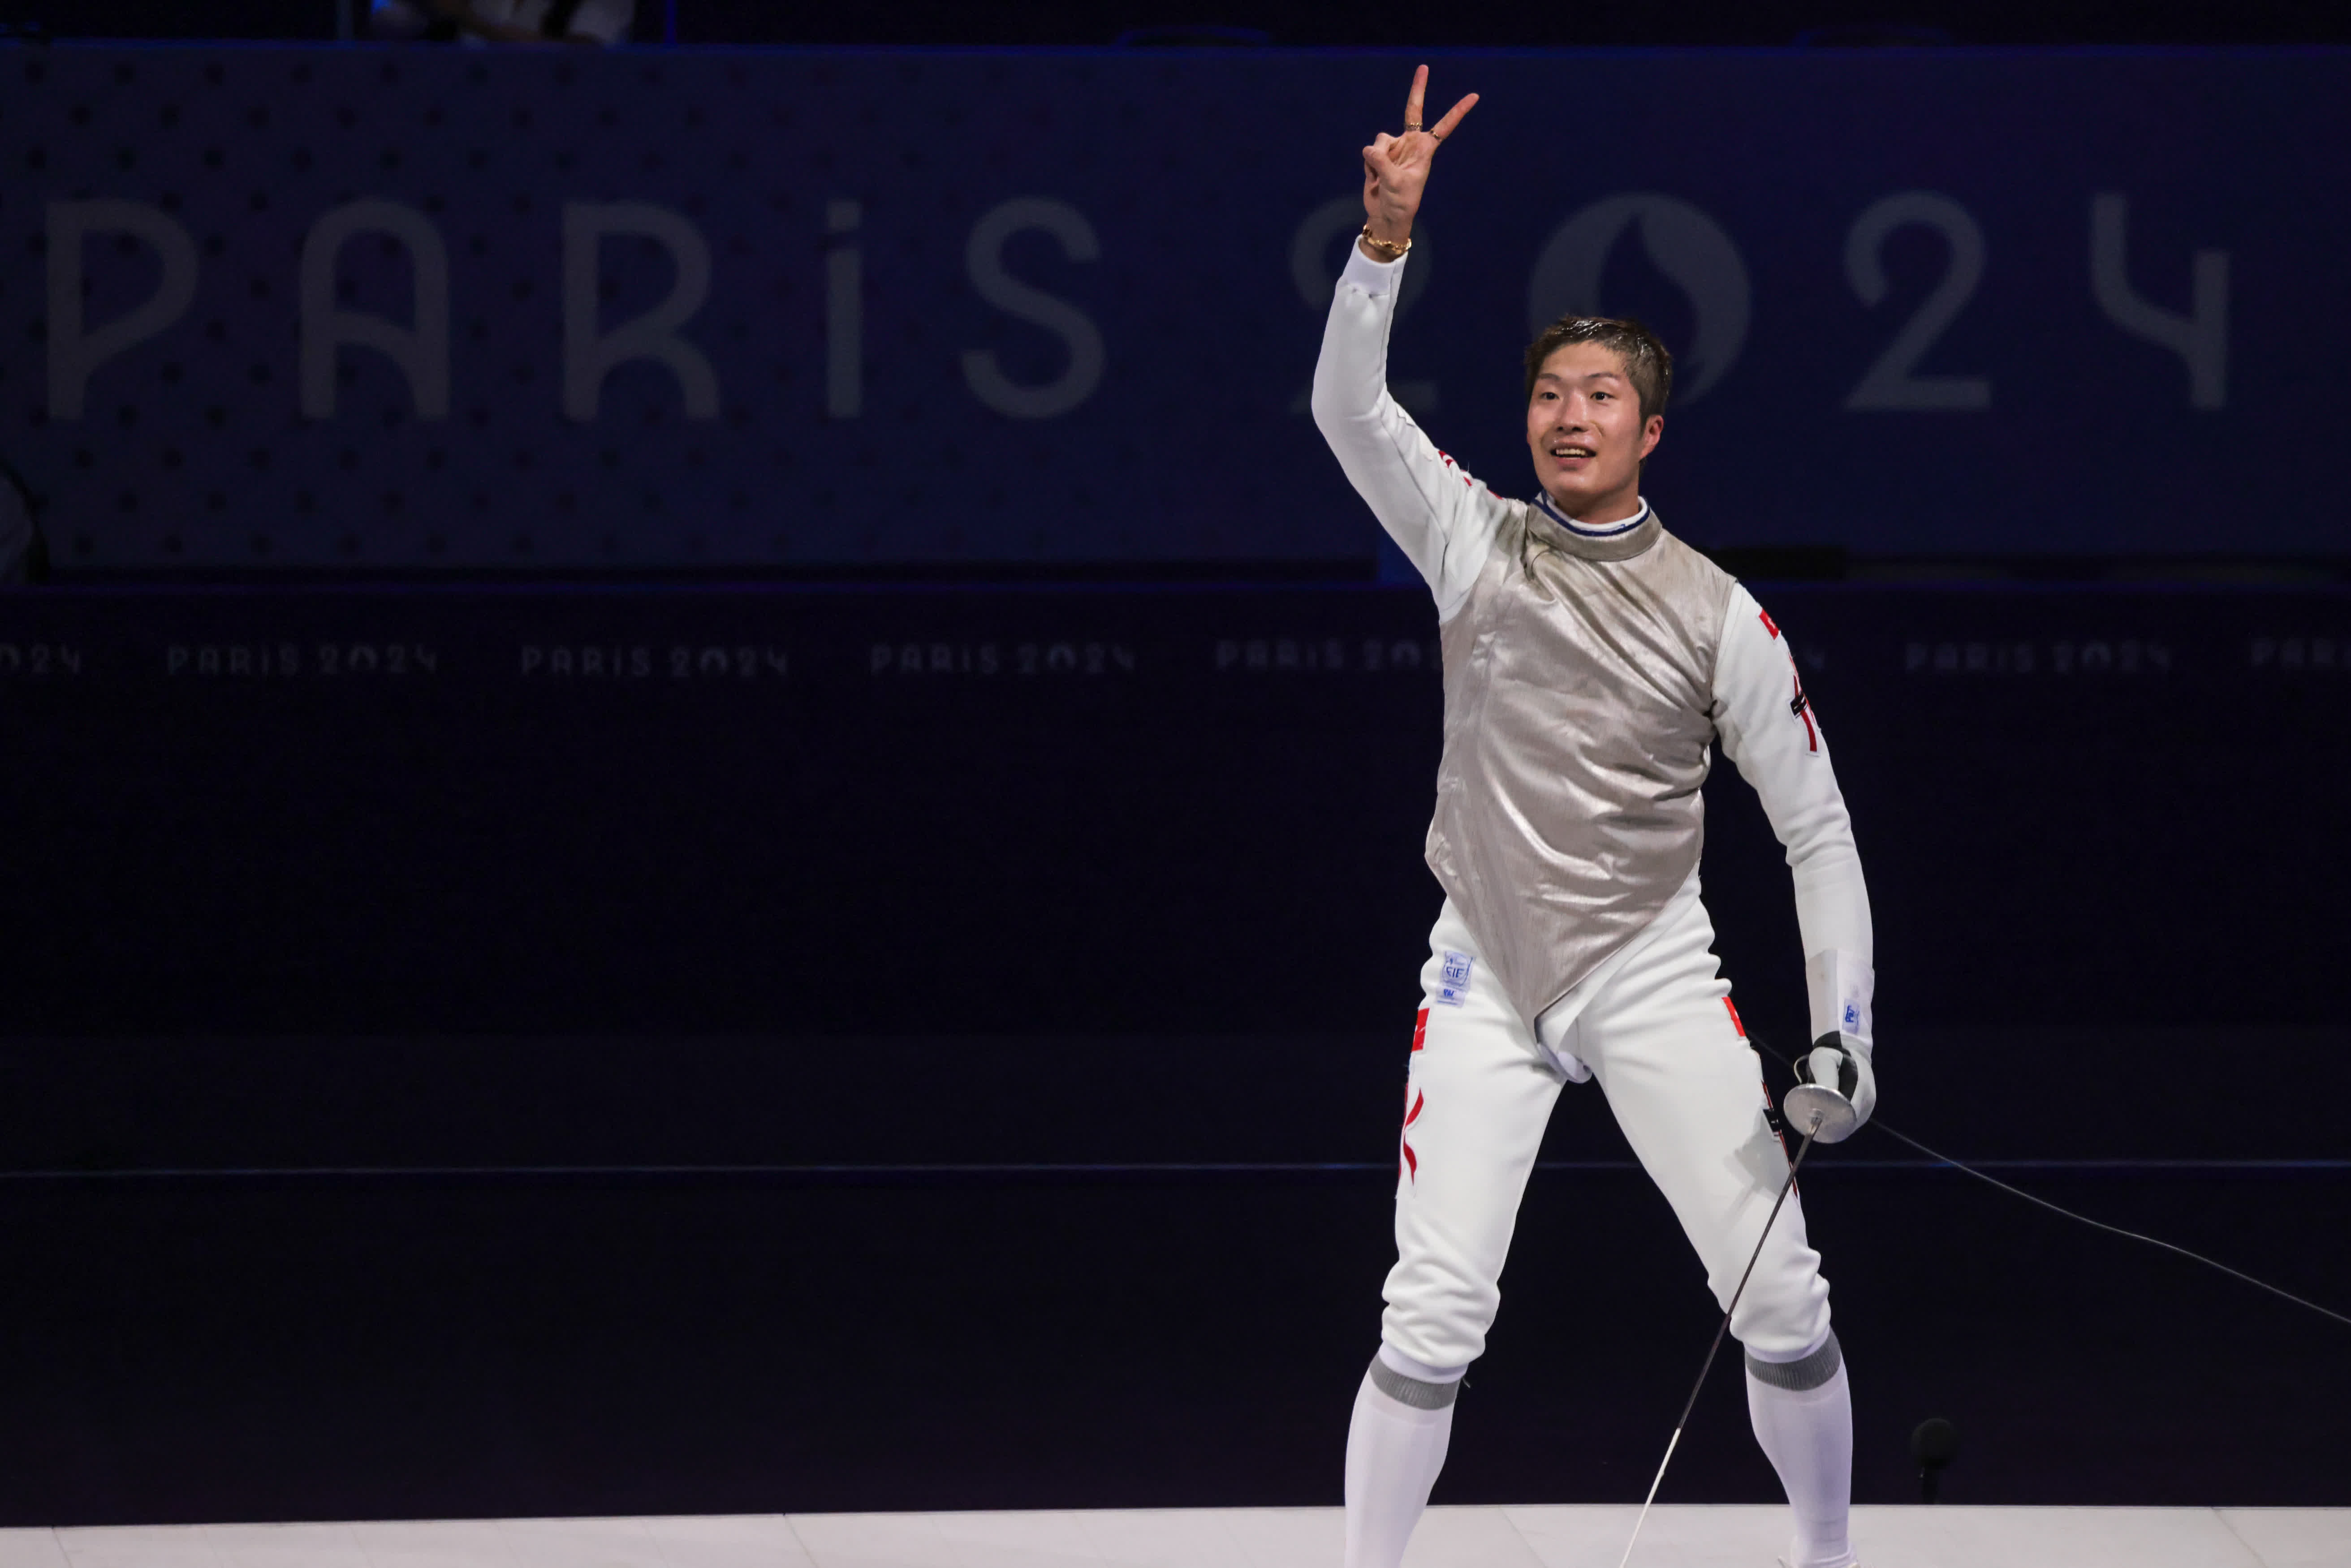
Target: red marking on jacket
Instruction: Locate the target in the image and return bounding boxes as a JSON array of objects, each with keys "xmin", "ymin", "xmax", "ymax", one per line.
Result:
[
  {"xmin": 1790, "ymin": 670, "xmax": 1819, "ymax": 752},
  {"xmin": 1723, "ymin": 997, "xmax": 1746, "ymax": 1038},
  {"xmin": 1759, "ymin": 607, "xmax": 1782, "ymax": 639},
  {"xmin": 1401, "ymin": 1090, "xmax": 1425, "ymax": 1181},
  {"xmin": 1412, "ymin": 1007, "xmax": 1429, "ymax": 1053}
]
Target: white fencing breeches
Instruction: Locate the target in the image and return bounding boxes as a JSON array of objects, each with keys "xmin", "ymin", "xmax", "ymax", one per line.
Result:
[{"xmin": 1382, "ymin": 878, "xmax": 1834, "ymax": 1369}]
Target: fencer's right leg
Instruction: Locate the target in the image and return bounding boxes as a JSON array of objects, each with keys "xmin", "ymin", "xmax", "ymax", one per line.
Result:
[
  {"xmin": 1343, "ymin": 1346, "xmax": 1462, "ymax": 1568},
  {"xmin": 1346, "ymin": 901, "xmax": 1563, "ymax": 1568}
]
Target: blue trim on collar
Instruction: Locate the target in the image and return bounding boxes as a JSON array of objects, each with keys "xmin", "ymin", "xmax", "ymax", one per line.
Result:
[{"xmin": 1534, "ymin": 492, "xmax": 1650, "ymax": 538}]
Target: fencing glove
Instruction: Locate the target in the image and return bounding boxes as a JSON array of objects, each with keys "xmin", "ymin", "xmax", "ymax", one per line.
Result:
[{"xmin": 1786, "ymin": 1032, "xmax": 1876, "ymax": 1144}]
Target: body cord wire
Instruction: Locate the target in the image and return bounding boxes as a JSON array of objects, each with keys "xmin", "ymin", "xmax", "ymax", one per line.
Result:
[{"xmin": 1754, "ymin": 1034, "xmax": 2351, "ymax": 1333}]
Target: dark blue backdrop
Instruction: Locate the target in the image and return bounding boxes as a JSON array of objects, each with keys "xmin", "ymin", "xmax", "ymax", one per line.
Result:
[
  {"xmin": 5, "ymin": 579, "xmax": 2347, "ymax": 1035},
  {"xmin": 6, "ymin": 44, "xmax": 2348, "ymax": 569}
]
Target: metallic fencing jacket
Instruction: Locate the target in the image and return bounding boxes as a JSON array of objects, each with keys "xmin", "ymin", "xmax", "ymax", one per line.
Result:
[
  {"xmin": 1429, "ymin": 502, "xmax": 1730, "ymax": 1025},
  {"xmin": 1312, "ymin": 245, "xmax": 1874, "ymax": 1038}
]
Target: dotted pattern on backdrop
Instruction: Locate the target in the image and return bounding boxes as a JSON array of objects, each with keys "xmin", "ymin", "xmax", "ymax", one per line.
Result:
[
  {"xmin": 0, "ymin": 45, "xmax": 1394, "ymax": 570},
  {"xmin": 7, "ymin": 46, "xmax": 2348, "ymax": 571}
]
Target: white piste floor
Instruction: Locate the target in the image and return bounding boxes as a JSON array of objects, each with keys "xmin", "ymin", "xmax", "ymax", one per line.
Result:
[{"xmin": 1, "ymin": 1507, "xmax": 2345, "ymax": 1568}]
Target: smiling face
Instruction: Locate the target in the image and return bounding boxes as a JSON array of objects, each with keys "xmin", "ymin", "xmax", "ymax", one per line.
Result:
[{"xmin": 1524, "ymin": 341, "xmax": 1664, "ymax": 526}]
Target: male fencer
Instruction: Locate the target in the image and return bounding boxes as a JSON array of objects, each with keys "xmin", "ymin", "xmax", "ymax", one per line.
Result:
[{"xmin": 1311, "ymin": 69, "xmax": 1878, "ymax": 1568}]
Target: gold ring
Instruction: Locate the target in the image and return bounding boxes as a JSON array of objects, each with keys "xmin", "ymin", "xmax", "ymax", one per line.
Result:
[{"xmin": 1404, "ymin": 121, "xmax": 1423, "ymax": 133}]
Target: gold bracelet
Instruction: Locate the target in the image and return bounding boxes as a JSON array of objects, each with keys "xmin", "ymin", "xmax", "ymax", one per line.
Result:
[{"xmin": 1359, "ymin": 223, "xmax": 1412, "ymax": 260}]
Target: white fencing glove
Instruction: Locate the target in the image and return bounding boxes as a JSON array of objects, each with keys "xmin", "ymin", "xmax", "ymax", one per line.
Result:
[{"xmin": 1786, "ymin": 1032, "xmax": 1876, "ymax": 1144}]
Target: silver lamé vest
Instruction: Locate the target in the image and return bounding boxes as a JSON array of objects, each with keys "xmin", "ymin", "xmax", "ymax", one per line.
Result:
[{"xmin": 1426, "ymin": 504, "xmax": 1735, "ymax": 1027}]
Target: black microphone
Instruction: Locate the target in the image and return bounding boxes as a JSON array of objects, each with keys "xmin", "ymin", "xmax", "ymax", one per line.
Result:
[{"xmin": 1911, "ymin": 1417, "xmax": 1959, "ymax": 1503}]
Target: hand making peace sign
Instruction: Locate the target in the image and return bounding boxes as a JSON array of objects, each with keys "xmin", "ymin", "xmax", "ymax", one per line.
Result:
[{"xmin": 1359, "ymin": 65, "xmax": 1479, "ymax": 259}]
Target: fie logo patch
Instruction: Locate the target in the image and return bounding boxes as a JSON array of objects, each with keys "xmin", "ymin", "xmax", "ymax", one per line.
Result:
[{"xmin": 1436, "ymin": 950, "xmax": 1475, "ymax": 1007}]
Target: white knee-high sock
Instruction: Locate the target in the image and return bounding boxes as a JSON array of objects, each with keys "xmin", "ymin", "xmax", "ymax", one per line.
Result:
[
  {"xmin": 1745, "ymin": 1332, "xmax": 1855, "ymax": 1568},
  {"xmin": 1342, "ymin": 1347, "xmax": 1461, "ymax": 1568}
]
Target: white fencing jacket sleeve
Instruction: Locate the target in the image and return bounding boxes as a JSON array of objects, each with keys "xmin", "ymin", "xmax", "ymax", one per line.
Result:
[
  {"xmin": 1309, "ymin": 246, "xmax": 1515, "ymax": 624},
  {"xmin": 1712, "ymin": 590, "xmax": 1877, "ymax": 1050}
]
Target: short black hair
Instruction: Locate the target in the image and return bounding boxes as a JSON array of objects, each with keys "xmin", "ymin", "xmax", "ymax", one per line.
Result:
[{"xmin": 1522, "ymin": 316, "xmax": 1674, "ymax": 422}]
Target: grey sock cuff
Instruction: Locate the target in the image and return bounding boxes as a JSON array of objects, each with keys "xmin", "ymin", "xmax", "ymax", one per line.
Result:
[
  {"xmin": 1744, "ymin": 1329, "xmax": 1842, "ymax": 1392},
  {"xmin": 1368, "ymin": 1356, "xmax": 1461, "ymax": 1409}
]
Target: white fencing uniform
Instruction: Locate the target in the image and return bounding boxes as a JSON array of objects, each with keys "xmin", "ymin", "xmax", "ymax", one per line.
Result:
[
  {"xmin": 1313, "ymin": 241, "xmax": 1874, "ymax": 1568},
  {"xmin": 1393, "ymin": 877, "xmax": 1829, "ymax": 1367}
]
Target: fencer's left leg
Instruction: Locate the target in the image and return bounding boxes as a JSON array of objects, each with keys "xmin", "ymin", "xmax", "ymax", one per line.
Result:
[
  {"xmin": 1747, "ymin": 1334, "xmax": 1855, "ymax": 1568},
  {"xmin": 1571, "ymin": 893, "xmax": 1856, "ymax": 1568}
]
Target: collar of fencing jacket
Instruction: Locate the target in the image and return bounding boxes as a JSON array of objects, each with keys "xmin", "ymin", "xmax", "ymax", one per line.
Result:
[{"xmin": 1526, "ymin": 493, "xmax": 1663, "ymax": 564}]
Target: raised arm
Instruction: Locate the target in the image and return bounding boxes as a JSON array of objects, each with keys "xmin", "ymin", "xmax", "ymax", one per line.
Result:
[
  {"xmin": 1711, "ymin": 586, "xmax": 1876, "ymax": 1055},
  {"xmin": 1309, "ymin": 68, "xmax": 1505, "ymax": 621}
]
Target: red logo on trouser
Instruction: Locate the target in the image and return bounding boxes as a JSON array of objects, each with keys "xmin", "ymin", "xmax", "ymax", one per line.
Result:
[
  {"xmin": 1400, "ymin": 1090, "xmax": 1424, "ymax": 1181},
  {"xmin": 1412, "ymin": 1007, "xmax": 1429, "ymax": 1052}
]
